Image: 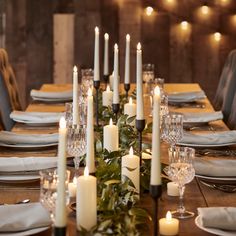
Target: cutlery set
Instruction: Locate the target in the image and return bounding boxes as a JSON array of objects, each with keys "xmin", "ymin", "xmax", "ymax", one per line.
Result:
[{"xmin": 200, "ymin": 181, "xmax": 236, "ymax": 193}]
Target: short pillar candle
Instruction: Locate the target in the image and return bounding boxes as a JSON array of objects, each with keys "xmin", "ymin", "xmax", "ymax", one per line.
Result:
[
  {"xmin": 102, "ymin": 85, "xmax": 113, "ymax": 107},
  {"xmin": 124, "ymin": 97, "xmax": 136, "ymax": 126},
  {"xmin": 159, "ymin": 211, "xmax": 179, "ymax": 236}
]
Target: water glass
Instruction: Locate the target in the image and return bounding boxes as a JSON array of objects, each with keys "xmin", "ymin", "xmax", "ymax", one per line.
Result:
[
  {"xmin": 142, "ymin": 64, "xmax": 155, "ymax": 83},
  {"xmin": 81, "ymin": 69, "xmax": 94, "ymax": 96},
  {"xmin": 168, "ymin": 146, "xmax": 195, "ymax": 219}
]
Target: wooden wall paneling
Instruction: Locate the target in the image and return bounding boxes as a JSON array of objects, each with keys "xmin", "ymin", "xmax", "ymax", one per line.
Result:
[
  {"xmin": 5, "ymin": 0, "xmax": 27, "ymax": 108},
  {"xmin": 118, "ymin": 0, "xmax": 142, "ymax": 83},
  {"xmin": 74, "ymin": 0, "xmax": 101, "ymax": 72},
  {"xmin": 25, "ymin": 0, "xmax": 53, "ymax": 103},
  {"xmin": 0, "ymin": 0, "xmax": 6, "ymax": 48},
  {"xmin": 53, "ymin": 14, "xmax": 74, "ymax": 84}
]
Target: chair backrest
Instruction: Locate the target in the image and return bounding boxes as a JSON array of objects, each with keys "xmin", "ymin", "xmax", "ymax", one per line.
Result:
[
  {"xmin": 227, "ymin": 93, "xmax": 236, "ymax": 130},
  {"xmin": 214, "ymin": 50, "xmax": 236, "ymax": 122},
  {"xmin": 0, "ymin": 74, "xmax": 15, "ymax": 131}
]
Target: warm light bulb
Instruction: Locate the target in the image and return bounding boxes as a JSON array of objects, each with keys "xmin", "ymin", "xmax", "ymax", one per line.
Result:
[
  {"xmin": 126, "ymin": 34, "xmax": 130, "ymax": 42},
  {"xmin": 109, "ymin": 118, "xmax": 113, "ymax": 126},
  {"xmin": 59, "ymin": 117, "xmax": 66, "ymax": 129},
  {"xmin": 88, "ymin": 88, "xmax": 92, "ymax": 96},
  {"xmin": 166, "ymin": 0, "xmax": 174, "ymax": 3},
  {"xmin": 84, "ymin": 167, "xmax": 89, "ymax": 176},
  {"xmin": 73, "ymin": 65, "xmax": 77, "ymax": 73},
  {"xmin": 95, "ymin": 26, "xmax": 99, "ymax": 34},
  {"xmin": 154, "ymin": 86, "xmax": 160, "ymax": 96},
  {"xmin": 129, "ymin": 97, "xmax": 133, "ymax": 104},
  {"xmin": 201, "ymin": 5, "xmax": 209, "ymax": 15},
  {"xmin": 104, "ymin": 33, "xmax": 109, "ymax": 40},
  {"xmin": 106, "ymin": 85, "xmax": 110, "ymax": 92},
  {"xmin": 137, "ymin": 42, "xmax": 141, "ymax": 50},
  {"xmin": 129, "ymin": 146, "xmax": 134, "ymax": 156},
  {"xmin": 214, "ymin": 32, "xmax": 221, "ymax": 41},
  {"xmin": 166, "ymin": 211, "xmax": 172, "ymax": 220},
  {"xmin": 181, "ymin": 21, "xmax": 189, "ymax": 30},
  {"xmin": 145, "ymin": 6, "xmax": 154, "ymax": 16}
]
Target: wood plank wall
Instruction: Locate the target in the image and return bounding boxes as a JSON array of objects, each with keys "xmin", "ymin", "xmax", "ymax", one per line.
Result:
[{"xmin": 2, "ymin": 0, "xmax": 236, "ymax": 106}]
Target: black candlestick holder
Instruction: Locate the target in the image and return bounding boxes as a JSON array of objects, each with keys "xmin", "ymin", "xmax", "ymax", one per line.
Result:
[
  {"xmin": 124, "ymin": 83, "xmax": 130, "ymax": 100},
  {"xmin": 103, "ymin": 74, "xmax": 109, "ymax": 84},
  {"xmin": 94, "ymin": 80, "xmax": 100, "ymax": 126},
  {"xmin": 136, "ymin": 119, "xmax": 145, "ymax": 167},
  {"xmin": 112, "ymin": 103, "xmax": 120, "ymax": 123},
  {"xmin": 54, "ymin": 226, "xmax": 66, "ymax": 236},
  {"xmin": 150, "ymin": 185, "xmax": 162, "ymax": 236}
]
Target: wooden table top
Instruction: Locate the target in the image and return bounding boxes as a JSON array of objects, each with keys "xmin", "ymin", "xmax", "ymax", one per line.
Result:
[{"xmin": 1, "ymin": 83, "xmax": 235, "ymax": 236}]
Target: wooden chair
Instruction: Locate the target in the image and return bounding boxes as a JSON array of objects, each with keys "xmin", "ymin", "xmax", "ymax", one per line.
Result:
[{"xmin": 213, "ymin": 50, "xmax": 236, "ymax": 123}]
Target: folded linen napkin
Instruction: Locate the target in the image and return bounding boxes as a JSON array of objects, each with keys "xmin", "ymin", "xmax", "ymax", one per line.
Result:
[
  {"xmin": 0, "ymin": 157, "xmax": 57, "ymax": 172},
  {"xmin": 194, "ymin": 158, "xmax": 236, "ymax": 177},
  {"xmin": 182, "ymin": 111, "xmax": 223, "ymax": 123},
  {"xmin": 30, "ymin": 89, "xmax": 72, "ymax": 101},
  {"xmin": 198, "ymin": 207, "xmax": 236, "ymax": 231},
  {"xmin": 179, "ymin": 131, "xmax": 236, "ymax": 146},
  {"xmin": 0, "ymin": 202, "xmax": 51, "ymax": 232},
  {"xmin": 168, "ymin": 91, "xmax": 206, "ymax": 103},
  {"xmin": 0, "ymin": 131, "xmax": 58, "ymax": 145}
]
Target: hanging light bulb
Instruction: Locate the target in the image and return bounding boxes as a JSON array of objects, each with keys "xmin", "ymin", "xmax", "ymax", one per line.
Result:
[
  {"xmin": 201, "ymin": 3, "xmax": 209, "ymax": 15},
  {"xmin": 145, "ymin": 6, "xmax": 154, "ymax": 16},
  {"xmin": 180, "ymin": 21, "xmax": 189, "ymax": 30},
  {"xmin": 214, "ymin": 32, "xmax": 222, "ymax": 41}
]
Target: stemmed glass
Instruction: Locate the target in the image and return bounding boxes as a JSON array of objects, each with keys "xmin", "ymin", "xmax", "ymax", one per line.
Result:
[
  {"xmin": 167, "ymin": 146, "xmax": 195, "ymax": 219},
  {"xmin": 161, "ymin": 114, "xmax": 183, "ymax": 145}
]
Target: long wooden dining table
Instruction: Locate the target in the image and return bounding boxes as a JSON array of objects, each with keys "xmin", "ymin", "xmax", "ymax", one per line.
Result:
[{"xmin": 0, "ymin": 83, "xmax": 235, "ymax": 236}]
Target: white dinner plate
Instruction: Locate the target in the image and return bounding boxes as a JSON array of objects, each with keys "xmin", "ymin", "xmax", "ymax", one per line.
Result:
[
  {"xmin": 13, "ymin": 119, "xmax": 58, "ymax": 127},
  {"xmin": 195, "ymin": 215, "xmax": 236, "ymax": 236},
  {"xmin": 195, "ymin": 174, "xmax": 236, "ymax": 181},
  {"xmin": 0, "ymin": 175, "xmax": 40, "ymax": 183},
  {"xmin": 32, "ymin": 97, "xmax": 72, "ymax": 102},
  {"xmin": 0, "ymin": 142, "xmax": 58, "ymax": 149},
  {"xmin": 178, "ymin": 142, "xmax": 236, "ymax": 148},
  {"xmin": 0, "ymin": 226, "xmax": 49, "ymax": 236}
]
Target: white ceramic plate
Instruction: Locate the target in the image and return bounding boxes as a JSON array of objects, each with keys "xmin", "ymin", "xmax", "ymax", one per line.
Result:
[
  {"xmin": 0, "ymin": 226, "xmax": 49, "ymax": 236},
  {"xmin": 0, "ymin": 175, "xmax": 40, "ymax": 183},
  {"xmin": 0, "ymin": 142, "xmax": 58, "ymax": 149},
  {"xmin": 178, "ymin": 142, "xmax": 236, "ymax": 147},
  {"xmin": 195, "ymin": 174, "xmax": 236, "ymax": 181},
  {"xmin": 32, "ymin": 97, "xmax": 72, "ymax": 102},
  {"xmin": 195, "ymin": 215, "xmax": 236, "ymax": 236},
  {"xmin": 13, "ymin": 119, "xmax": 58, "ymax": 127}
]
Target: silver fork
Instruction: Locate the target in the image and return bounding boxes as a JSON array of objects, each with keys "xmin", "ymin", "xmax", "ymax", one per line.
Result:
[{"xmin": 200, "ymin": 180, "xmax": 236, "ymax": 193}]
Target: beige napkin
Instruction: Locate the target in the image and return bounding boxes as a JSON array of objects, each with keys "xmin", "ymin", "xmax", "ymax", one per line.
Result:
[
  {"xmin": 10, "ymin": 111, "xmax": 63, "ymax": 123},
  {"xmin": 198, "ymin": 207, "xmax": 236, "ymax": 231},
  {"xmin": 0, "ymin": 202, "xmax": 51, "ymax": 232},
  {"xmin": 30, "ymin": 89, "xmax": 72, "ymax": 101},
  {"xmin": 0, "ymin": 157, "xmax": 58, "ymax": 172},
  {"xmin": 194, "ymin": 158, "xmax": 236, "ymax": 177},
  {"xmin": 182, "ymin": 111, "xmax": 223, "ymax": 123},
  {"xmin": 168, "ymin": 91, "xmax": 206, "ymax": 103},
  {"xmin": 0, "ymin": 131, "xmax": 58, "ymax": 145},
  {"xmin": 179, "ymin": 131, "xmax": 236, "ymax": 146}
]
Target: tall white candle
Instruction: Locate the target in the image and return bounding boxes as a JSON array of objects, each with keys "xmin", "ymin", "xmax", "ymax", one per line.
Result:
[
  {"xmin": 136, "ymin": 43, "xmax": 144, "ymax": 120},
  {"xmin": 76, "ymin": 167, "xmax": 97, "ymax": 231},
  {"xmin": 122, "ymin": 147, "xmax": 140, "ymax": 193},
  {"xmin": 73, "ymin": 66, "xmax": 79, "ymax": 125},
  {"xmin": 109, "ymin": 71, "xmax": 114, "ymax": 90},
  {"xmin": 55, "ymin": 117, "xmax": 67, "ymax": 227},
  {"xmin": 102, "ymin": 85, "xmax": 113, "ymax": 107},
  {"xmin": 124, "ymin": 97, "xmax": 136, "ymax": 126},
  {"xmin": 94, "ymin": 26, "xmax": 100, "ymax": 82},
  {"xmin": 124, "ymin": 34, "xmax": 130, "ymax": 84},
  {"xmin": 113, "ymin": 44, "xmax": 119, "ymax": 104},
  {"xmin": 150, "ymin": 86, "xmax": 161, "ymax": 185},
  {"xmin": 103, "ymin": 118, "xmax": 119, "ymax": 152},
  {"xmin": 103, "ymin": 33, "xmax": 109, "ymax": 76},
  {"xmin": 86, "ymin": 88, "xmax": 95, "ymax": 173}
]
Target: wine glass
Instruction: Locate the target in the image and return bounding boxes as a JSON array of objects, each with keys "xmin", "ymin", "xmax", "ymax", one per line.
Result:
[
  {"xmin": 143, "ymin": 64, "xmax": 155, "ymax": 96},
  {"xmin": 39, "ymin": 169, "xmax": 70, "ymax": 223},
  {"xmin": 161, "ymin": 114, "xmax": 183, "ymax": 145},
  {"xmin": 81, "ymin": 69, "xmax": 94, "ymax": 96},
  {"xmin": 167, "ymin": 146, "xmax": 195, "ymax": 219}
]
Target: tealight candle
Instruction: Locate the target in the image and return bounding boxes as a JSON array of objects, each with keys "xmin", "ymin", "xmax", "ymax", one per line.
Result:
[
  {"xmin": 68, "ymin": 177, "xmax": 77, "ymax": 198},
  {"xmin": 167, "ymin": 182, "xmax": 179, "ymax": 197},
  {"xmin": 103, "ymin": 118, "xmax": 119, "ymax": 152},
  {"xmin": 121, "ymin": 147, "xmax": 140, "ymax": 193},
  {"xmin": 102, "ymin": 85, "xmax": 113, "ymax": 107},
  {"xmin": 76, "ymin": 167, "xmax": 97, "ymax": 231},
  {"xmin": 159, "ymin": 211, "xmax": 179, "ymax": 236},
  {"xmin": 124, "ymin": 97, "xmax": 136, "ymax": 126}
]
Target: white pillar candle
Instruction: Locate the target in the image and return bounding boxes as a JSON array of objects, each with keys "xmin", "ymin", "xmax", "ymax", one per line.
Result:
[
  {"xmin": 150, "ymin": 86, "xmax": 161, "ymax": 185},
  {"xmin": 68, "ymin": 177, "xmax": 77, "ymax": 198},
  {"xmin": 109, "ymin": 71, "xmax": 114, "ymax": 90},
  {"xmin": 121, "ymin": 147, "xmax": 140, "ymax": 193},
  {"xmin": 113, "ymin": 44, "xmax": 119, "ymax": 104},
  {"xmin": 72, "ymin": 66, "xmax": 79, "ymax": 125},
  {"xmin": 76, "ymin": 167, "xmax": 97, "ymax": 231},
  {"xmin": 102, "ymin": 85, "xmax": 113, "ymax": 107},
  {"xmin": 124, "ymin": 34, "xmax": 130, "ymax": 84},
  {"xmin": 159, "ymin": 211, "xmax": 179, "ymax": 236},
  {"xmin": 103, "ymin": 33, "xmax": 109, "ymax": 76},
  {"xmin": 103, "ymin": 118, "xmax": 119, "ymax": 152},
  {"xmin": 167, "ymin": 182, "xmax": 179, "ymax": 197},
  {"xmin": 55, "ymin": 117, "xmax": 67, "ymax": 227},
  {"xmin": 124, "ymin": 97, "xmax": 136, "ymax": 126},
  {"xmin": 86, "ymin": 88, "xmax": 95, "ymax": 173},
  {"xmin": 136, "ymin": 43, "xmax": 144, "ymax": 120},
  {"xmin": 94, "ymin": 26, "xmax": 100, "ymax": 82}
]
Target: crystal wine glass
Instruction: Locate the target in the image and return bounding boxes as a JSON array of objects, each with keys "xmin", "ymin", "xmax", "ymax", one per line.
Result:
[{"xmin": 167, "ymin": 146, "xmax": 195, "ymax": 219}]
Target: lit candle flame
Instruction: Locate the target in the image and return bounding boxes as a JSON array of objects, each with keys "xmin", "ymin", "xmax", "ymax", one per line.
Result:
[
  {"xmin": 114, "ymin": 44, "xmax": 118, "ymax": 50},
  {"xmin": 126, "ymin": 34, "xmax": 130, "ymax": 41},
  {"xmin": 154, "ymin": 86, "xmax": 160, "ymax": 96},
  {"xmin": 73, "ymin": 65, "xmax": 77, "ymax": 73},
  {"xmin": 88, "ymin": 88, "xmax": 93, "ymax": 96},
  {"xmin": 137, "ymin": 42, "xmax": 141, "ymax": 50},
  {"xmin": 95, "ymin": 26, "xmax": 99, "ymax": 34},
  {"xmin": 129, "ymin": 97, "xmax": 133, "ymax": 104},
  {"xmin": 129, "ymin": 146, "xmax": 134, "ymax": 156},
  {"xmin": 104, "ymin": 33, "xmax": 109, "ymax": 40},
  {"xmin": 106, "ymin": 85, "xmax": 111, "ymax": 92},
  {"xmin": 109, "ymin": 118, "xmax": 113, "ymax": 126},
  {"xmin": 59, "ymin": 117, "xmax": 66, "ymax": 129},
  {"xmin": 166, "ymin": 211, "xmax": 172, "ymax": 220},
  {"xmin": 84, "ymin": 167, "xmax": 89, "ymax": 176}
]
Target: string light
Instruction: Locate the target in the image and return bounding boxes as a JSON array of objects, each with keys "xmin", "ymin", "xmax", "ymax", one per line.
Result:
[
  {"xmin": 214, "ymin": 32, "xmax": 222, "ymax": 41},
  {"xmin": 180, "ymin": 21, "xmax": 189, "ymax": 30},
  {"xmin": 145, "ymin": 6, "xmax": 154, "ymax": 16}
]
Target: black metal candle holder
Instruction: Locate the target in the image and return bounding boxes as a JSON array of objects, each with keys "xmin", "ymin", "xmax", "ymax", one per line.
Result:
[
  {"xmin": 150, "ymin": 185, "xmax": 162, "ymax": 236},
  {"xmin": 94, "ymin": 80, "xmax": 100, "ymax": 126},
  {"xmin": 54, "ymin": 226, "xmax": 66, "ymax": 236},
  {"xmin": 124, "ymin": 83, "xmax": 130, "ymax": 100},
  {"xmin": 136, "ymin": 119, "xmax": 145, "ymax": 167},
  {"xmin": 103, "ymin": 74, "xmax": 109, "ymax": 84},
  {"xmin": 112, "ymin": 103, "xmax": 120, "ymax": 123}
]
